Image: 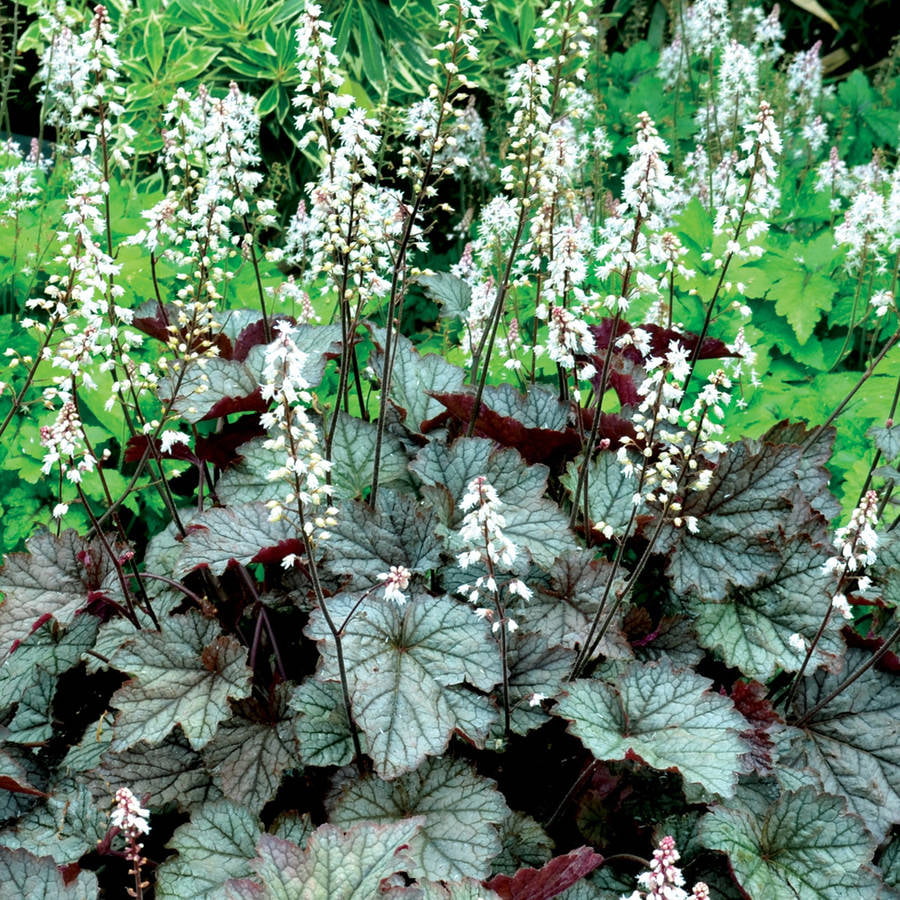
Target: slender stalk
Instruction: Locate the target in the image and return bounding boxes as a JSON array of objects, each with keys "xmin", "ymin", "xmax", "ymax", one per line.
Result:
[
  {"xmin": 370, "ymin": 5, "xmax": 468, "ymax": 502},
  {"xmin": 793, "ymin": 618, "xmax": 900, "ymax": 727}
]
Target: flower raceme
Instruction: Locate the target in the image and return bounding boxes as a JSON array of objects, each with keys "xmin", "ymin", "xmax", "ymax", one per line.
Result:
[
  {"xmin": 622, "ymin": 835, "xmax": 709, "ymax": 900},
  {"xmin": 456, "ymin": 476, "xmax": 531, "ymax": 631},
  {"xmin": 110, "ymin": 787, "xmax": 150, "ymax": 862},
  {"xmin": 822, "ymin": 489, "xmax": 880, "ymax": 619},
  {"xmin": 257, "ymin": 321, "xmax": 336, "ymax": 547}
]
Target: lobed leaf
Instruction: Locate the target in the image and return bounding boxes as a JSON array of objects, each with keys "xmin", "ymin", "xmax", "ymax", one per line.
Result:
[
  {"xmin": 110, "ymin": 612, "xmax": 253, "ymax": 751},
  {"xmin": 328, "ymin": 757, "xmax": 508, "ymax": 882},
  {"xmin": 202, "ymin": 695, "xmax": 299, "ymax": 814},
  {"xmin": 226, "ymin": 819, "xmax": 422, "ymax": 900},
  {"xmin": 85, "ymin": 728, "xmax": 220, "ymax": 812},
  {"xmin": 557, "ymin": 657, "xmax": 748, "ymax": 798},
  {"xmin": 0, "ymin": 781, "xmax": 107, "ymax": 865},
  {"xmin": 173, "ymin": 503, "xmax": 297, "ymax": 578},
  {"xmin": 0, "ymin": 615, "xmax": 99, "ymax": 704},
  {"xmin": 0, "ymin": 847, "xmax": 98, "ymax": 899},
  {"xmin": 323, "ymin": 489, "xmax": 443, "ymax": 588},
  {"xmin": 485, "ymin": 846, "xmax": 605, "ymax": 900},
  {"xmin": 307, "ymin": 592, "xmax": 500, "ymax": 778},
  {"xmin": 688, "ymin": 531, "xmax": 842, "ymax": 679},
  {"xmin": 700, "ymin": 784, "xmax": 879, "ymax": 898},
  {"xmin": 372, "ymin": 331, "xmax": 465, "ymax": 432},
  {"xmin": 0, "ymin": 531, "xmax": 118, "ymax": 652},
  {"xmin": 411, "ymin": 437, "xmax": 574, "ymax": 567},
  {"xmin": 155, "ymin": 800, "xmax": 261, "ymax": 899},
  {"xmin": 779, "ymin": 647, "xmax": 900, "ymax": 842}
]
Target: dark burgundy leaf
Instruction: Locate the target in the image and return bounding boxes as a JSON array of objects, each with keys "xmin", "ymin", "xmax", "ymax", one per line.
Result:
[
  {"xmin": 202, "ymin": 388, "xmax": 268, "ymax": 421},
  {"xmin": 196, "ymin": 421, "xmax": 267, "ymax": 468},
  {"xmin": 123, "ymin": 434, "xmax": 198, "ymax": 465},
  {"xmin": 427, "ymin": 391, "xmax": 582, "ymax": 468},
  {"xmin": 589, "ymin": 319, "xmax": 737, "ymax": 362},
  {"xmin": 251, "ymin": 539, "xmax": 305, "ymax": 567},
  {"xmin": 133, "ymin": 302, "xmax": 233, "ymax": 359},
  {"xmin": 233, "ymin": 316, "xmax": 292, "ymax": 362},
  {"xmin": 484, "ymin": 846, "xmax": 605, "ymax": 900},
  {"xmin": 730, "ymin": 680, "xmax": 781, "ymax": 775},
  {"xmin": 586, "ymin": 319, "xmax": 738, "ymax": 406},
  {"xmin": 125, "ymin": 421, "xmax": 268, "ymax": 468},
  {"xmin": 842, "ymin": 627, "xmax": 900, "ymax": 673},
  {"xmin": 0, "ymin": 775, "xmax": 49, "ymax": 798}
]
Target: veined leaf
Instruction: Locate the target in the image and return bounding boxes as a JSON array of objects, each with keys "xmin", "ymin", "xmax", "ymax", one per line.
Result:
[
  {"xmin": 290, "ymin": 678, "xmax": 361, "ymax": 769},
  {"xmin": 110, "ymin": 612, "xmax": 253, "ymax": 751},
  {"xmin": 526, "ymin": 551, "xmax": 631, "ymax": 656},
  {"xmin": 411, "ymin": 437, "xmax": 574, "ymax": 567},
  {"xmin": 173, "ymin": 503, "xmax": 296, "ymax": 578},
  {"xmin": 226, "ymin": 819, "xmax": 423, "ymax": 899},
  {"xmin": 161, "ymin": 357, "xmax": 263, "ymax": 424},
  {"xmin": 307, "ymin": 592, "xmax": 500, "ymax": 777},
  {"xmin": 323, "ymin": 489, "xmax": 443, "ymax": 588},
  {"xmin": 0, "ymin": 780, "xmax": 107, "ymax": 864},
  {"xmin": 504, "ymin": 634, "xmax": 573, "ymax": 735},
  {"xmin": 202, "ymin": 691, "xmax": 300, "ymax": 814},
  {"xmin": 328, "ymin": 411, "xmax": 410, "ymax": 499},
  {"xmin": 665, "ymin": 436, "xmax": 834, "ymax": 601},
  {"xmin": 492, "ymin": 810, "xmax": 554, "ymax": 875},
  {"xmin": 4, "ymin": 668, "xmax": 55, "ymax": 744},
  {"xmin": 557, "ymin": 658, "xmax": 748, "ymax": 797},
  {"xmin": 156, "ymin": 800, "xmax": 261, "ymax": 899},
  {"xmin": 0, "ymin": 847, "xmax": 98, "ymax": 899},
  {"xmin": 372, "ymin": 331, "xmax": 465, "ymax": 432},
  {"xmin": 779, "ymin": 647, "xmax": 900, "ymax": 842},
  {"xmin": 0, "ymin": 531, "xmax": 119, "ymax": 651},
  {"xmin": 0, "ymin": 616, "xmax": 99, "ymax": 704},
  {"xmin": 561, "ymin": 452, "xmax": 642, "ymax": 538},
  {"xmin": 700, "ymin": 784, "xmax": 879, "ymax": 898},
  {"xmin": 688, "ymin": 531, "xmax": 842, "ymax": 679},
  {"xmin": 86, "ymin": 728, "xmax": 220, "ymax": 812},
  {"xmin": 328, "ymin": 757, "xmax": 508, "ymax": 881}
]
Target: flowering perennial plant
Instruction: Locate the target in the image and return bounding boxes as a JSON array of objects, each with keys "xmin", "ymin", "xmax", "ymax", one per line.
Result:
[{"xmin": 1, "ymin": 2, "xmax": 900, "ymax": 898}]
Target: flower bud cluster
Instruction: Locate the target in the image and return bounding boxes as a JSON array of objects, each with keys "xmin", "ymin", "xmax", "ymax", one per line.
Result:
[
  {"xmin": 39, "ymin": 393, "xmax": 96, "ymax": 485},
  {"xmin": 783, "ymin": 43, "xmax": 832, "ymax": 155},
  {"xmin": 135, "ymin": 83, "xmax": 274, "ymax": 298},
  {"xmin": 293, "ymin": 1, "xmax": 353, "ymax": 150},
  {"xmin": 110, "ymin": 787, "xmax": 150, "ymax": 863},
  {"xmin": 400, "ymin": 2, "xmax": 488, "ymax": 193},
  {"xmin": 258, "ymin": 322, "xmax": 336, "ymax": 546},
  {"xmin": 456, "ymin": 476, "xmax": 531, "ymax": 632},
  {"xmin": 622, "ymin": 835, "xmax": 709, "ymax": 900},
  {"xmin": 687, "ymin": 100, "xmax": 780, "ymax": 272},
  {"xmin": 0, "ymin": 139, "xmax": 44, "ymax": 224},
  {"xmin": 822, "ymin": 490, "xmax": 880, "ymax": 619},
  {"xmin": 595, "ymin": 112, "xmax": 677, "ymax": 315},
  {"xmin": 37, "ymin": 4, "xmax": 128, "ymax": 145},
  {"xmin": 618, "ymin": 342, "xmax": 730, "ymax": 526},
  {"xmin": 831, "ymin": 159, "xmax": 900, "ymax": 274},
  {"xmin": 378, "ymin": 565, "xmax": 412, "ymax": 605},
  {"xmin": 695, "ymin": 39, "xmax": 760, "ymax": 147}
]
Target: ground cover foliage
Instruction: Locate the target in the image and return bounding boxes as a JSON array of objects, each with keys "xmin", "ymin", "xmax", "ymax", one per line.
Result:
[{"xmin": 0, "ymin": 0, "xmax": 899, "ymax": 897}]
